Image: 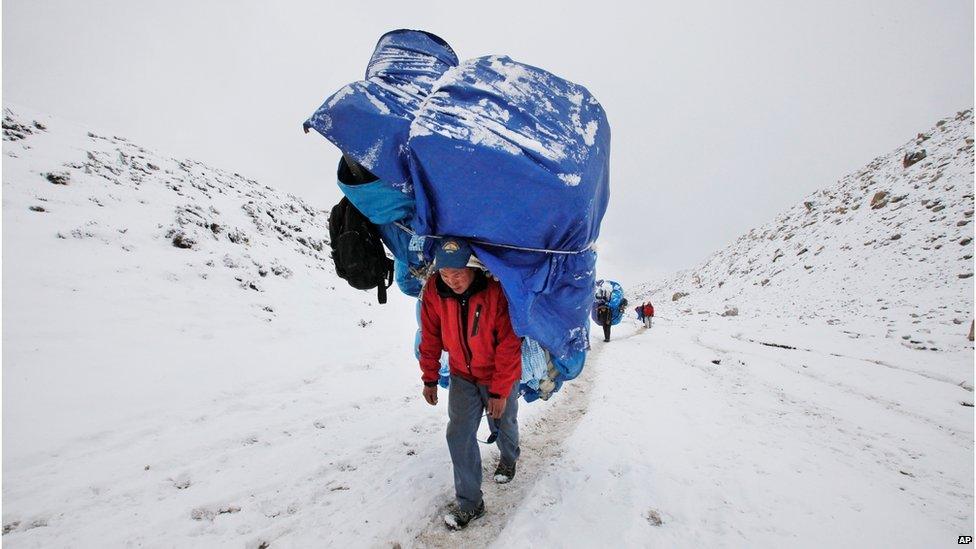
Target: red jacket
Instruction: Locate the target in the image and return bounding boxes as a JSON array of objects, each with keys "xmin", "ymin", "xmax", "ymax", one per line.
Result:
[
  {"xmin": 419, "ymin": 271, "xmax": 522, "ymax": 398},
  {"xmin": 643, "ymin": 303, "xmax": 654, "ymax": 317}
]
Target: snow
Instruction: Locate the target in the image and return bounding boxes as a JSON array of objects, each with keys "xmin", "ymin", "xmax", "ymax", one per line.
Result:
[
  {"xmin": 413, "ymin": 55, "xmax": 602, "ymax": 165},
  {"xmin": 558, "ymin": 173, "xmax": 582, "ymax": 186},
  {"xmin": 361, "ymin": 88, "xmax": 392, "ymax": 115},
  {"xmin": 2, "ymin": 105, "xmax": 972, "ymax": 547},
  {"xmin": 495, "ymin": 318, "xmax": 973, "ymax": 547},
  {"xmin": 582, "ymin": 120, "xmax": 599, "ymax": 146},
  {"xmin": 325, "ymin": 84, "xmax": 355, "ymax": 109},
  {"xmin": 358, "ymin": 140, "xmax": 383, "ymax": 171}
]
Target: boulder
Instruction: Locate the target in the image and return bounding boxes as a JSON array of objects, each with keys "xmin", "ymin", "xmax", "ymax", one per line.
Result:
[
  {"xmin": 902, "ymin": 150, "xmax": 926, "ymax": 168},
  {"xmin": 870, "ymin": 191, "xmax": 889, "ymax": 209}
]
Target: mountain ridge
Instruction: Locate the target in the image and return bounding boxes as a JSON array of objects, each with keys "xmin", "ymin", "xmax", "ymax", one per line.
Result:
[{"xmin": 636, "ymin": 108, "xmax": 974, "ymax": 349}]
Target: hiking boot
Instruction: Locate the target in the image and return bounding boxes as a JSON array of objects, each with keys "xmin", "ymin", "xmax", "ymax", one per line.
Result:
[
  {"xmin": 493, "ymin": 461, "xmax": 517, "ymax": 484},
  {"xmin": 444, "ymin": 501, "xmax": 485, "ymax": 530}
]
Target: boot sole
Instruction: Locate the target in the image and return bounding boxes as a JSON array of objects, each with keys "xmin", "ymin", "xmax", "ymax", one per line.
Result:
[{"xmin": 444, "ymin": 508, "xmax": 485, "ymax": 530}]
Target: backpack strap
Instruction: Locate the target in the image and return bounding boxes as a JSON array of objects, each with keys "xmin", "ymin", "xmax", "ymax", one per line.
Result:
[{"xmin": 376, "ymin": 258, "xmax": 394, "ymax": 304}]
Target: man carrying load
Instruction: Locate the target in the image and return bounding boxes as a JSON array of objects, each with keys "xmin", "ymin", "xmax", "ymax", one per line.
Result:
[{"xmin": 418, "ymin": 237, "xmax": 523, "ymax": 530}]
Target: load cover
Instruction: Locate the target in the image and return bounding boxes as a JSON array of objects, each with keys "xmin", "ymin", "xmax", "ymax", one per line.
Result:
[
  {"xmin": 304, "ymin": 29, "xmax": 611, "ymax": 391},
  {"xmin": 592, "ymin": 279, "xmax": 626, "ymax": 326},
  {"xmin": 408, "ymin": 55, "xmax": 611, "ymax": 359}
]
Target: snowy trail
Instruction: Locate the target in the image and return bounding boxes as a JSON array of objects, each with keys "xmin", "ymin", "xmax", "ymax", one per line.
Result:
[
  {"xmin": 485, "ymin": 318, "xmax": 972, "ymax": 547},
  {"xmin": 3, "ymin": 317, "xmax": 971, "ymax": 547},
  {"xmin": 409, "ymin": 335, "xmax": 605, "ymax": 548},
  {"xmin": 727, "ymin": 332, "xmax": 974, "ymax": 391}
]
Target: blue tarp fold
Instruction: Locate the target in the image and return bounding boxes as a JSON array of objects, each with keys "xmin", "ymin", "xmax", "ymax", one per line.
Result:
[{"xmin": 305, "ymin": 30, "xmax": 459, "ymax": 191}]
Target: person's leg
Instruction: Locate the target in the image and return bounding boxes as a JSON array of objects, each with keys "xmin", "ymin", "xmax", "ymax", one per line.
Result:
[
  {"xmin": 603, "ymin": 323, "xmax": 611, "ymax": 341},
  {"xmin": 485, "ymin": 383, "xmax": 520, "ymax": 465},
  {"xmin": 447, "ymin": 375, "xmax": 484, "ymax": 512}
]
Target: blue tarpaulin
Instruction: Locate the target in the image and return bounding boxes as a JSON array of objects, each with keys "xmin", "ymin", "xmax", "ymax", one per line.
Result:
[
  {"xmin": 592, "ymin": 279, "xmax": 626, "ymax": 326},
  {"xmin": 408, "ymin": 55, "xmax": 610, "ymax": 360},
  {"xmin": 304, "ymin": 30, "xmax": 459, "ymax": 192},
  {"xmin": 305, "ymin": 30, "xmax": 611, "ymax": 397}
]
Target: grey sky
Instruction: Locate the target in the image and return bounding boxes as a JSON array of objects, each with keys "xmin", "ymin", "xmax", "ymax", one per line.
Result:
[{"xmin": 4, "ymin": 0, "xmax": 972, "ymax": 286}]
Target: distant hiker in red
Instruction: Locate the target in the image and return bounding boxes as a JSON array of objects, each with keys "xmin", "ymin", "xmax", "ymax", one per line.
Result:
[
  {"xmin": 418, "ymin": 237, "xmax": 522, "ymax": 530},
  {"xmin": 642, "ymin": 302, "xmax": 654, "ymax": 329}
]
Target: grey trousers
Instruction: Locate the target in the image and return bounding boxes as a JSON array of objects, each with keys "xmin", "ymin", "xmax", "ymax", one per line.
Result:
[{"xmin": 446, "ymin": 374, "xmax": 520, "ymax": 512}]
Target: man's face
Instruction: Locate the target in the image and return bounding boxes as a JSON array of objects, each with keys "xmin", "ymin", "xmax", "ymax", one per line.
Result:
[{"xmin": 440, "ymin": 267, "xmax": 476, "ymax": 295}]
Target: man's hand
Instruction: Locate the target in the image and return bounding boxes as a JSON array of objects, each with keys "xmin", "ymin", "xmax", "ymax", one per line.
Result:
[
  {"xmin": 487, "ymin": 397, "xmax": 507, "ymax": 419},
  {"xmin": 423, "ymin": 385, "xmax": 438, "ymax": 406}
]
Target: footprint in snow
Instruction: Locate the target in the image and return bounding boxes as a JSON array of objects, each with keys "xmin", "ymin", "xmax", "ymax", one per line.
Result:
[
  {"xmin": 190, "ymin": 505, "xmax": 241, "ymax": 521},
  {"xmin": 336, "ymin": 461, "xmax": 357, "ymax": 472},
  {"xmin": 170, "ymin": 474, "xmax": 192, "ymax": 490}
]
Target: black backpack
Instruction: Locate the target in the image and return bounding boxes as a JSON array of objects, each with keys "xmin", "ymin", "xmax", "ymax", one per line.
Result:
[{"xmin": 328, "ymin": 197, "xmax": 394, "ymax": 304}]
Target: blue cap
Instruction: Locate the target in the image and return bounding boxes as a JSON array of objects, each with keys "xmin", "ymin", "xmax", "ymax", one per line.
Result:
[{"xmin": 434, "ymin": 238, "xmax": 473, "ymax": 269}]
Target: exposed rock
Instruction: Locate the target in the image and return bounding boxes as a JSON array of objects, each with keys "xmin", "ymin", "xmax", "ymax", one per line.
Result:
[
  {"xmin": 672, "ymin": 292, "xmax": 688, "ymax": 302},
  {"xmin": 903, "ymin": 149, "xmax": 927, "ymax": 168},
  {"xmin": 870, "ymin": 191, "xmax": 889, "ymax": 209},
  {"xmin": 169, "ymin": 231, "xmax": 195, "ymax": 249},
  {"xmin": 2, "ymin": 110, "xmax": 45, "ymax": 141},
  {"xmin": 722, "ymin": 307, "xmax": 739, "ymax": 317},
  {"xmin": 45, "ymin": 171, "xmax": 71, "ymax": 185},
  {"xmin": 645, "ymin": 509, "xmax": 663, "ymax": 526}
]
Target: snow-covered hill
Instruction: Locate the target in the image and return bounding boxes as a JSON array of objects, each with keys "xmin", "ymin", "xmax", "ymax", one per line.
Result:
[
  {"xmin": 638, "ymin": 108, "xmax": 974, "ymax": 352},
  {"xmin": 1, "ymin": 106, "xmax": 443, "ymax": 547},
  {"xmin": 2, "ymin": 105, "xmax": 400, "ymax": 462}
]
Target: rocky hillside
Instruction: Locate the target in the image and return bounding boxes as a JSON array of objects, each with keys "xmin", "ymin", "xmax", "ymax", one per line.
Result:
[
  {"xmin": 2, "ymin": 105, "xmax": 418, "ymax": 473},
  {"xmin": 638, "ymin": 108, "xmax": 974, "ymax": 349},
  {"xmin": 3, "ymin": 106, "xmax": 340, "ymax": 318}
]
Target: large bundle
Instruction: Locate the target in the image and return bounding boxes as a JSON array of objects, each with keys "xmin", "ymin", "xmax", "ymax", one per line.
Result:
[
  {"xmin": 591, "ymin": 279, "xmax": 626, "ymax": 326},
  {"xmin": 408, "ymin": 55, "xmax": 611, "ymax": 361},
  {"xmin": 304, "ymin": 31, "xmax": 611, "ymax": 399}
]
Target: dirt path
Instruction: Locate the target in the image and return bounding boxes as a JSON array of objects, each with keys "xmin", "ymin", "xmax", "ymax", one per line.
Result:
[{"xmin": 408, "ymin": 337, "xmax": 614, "ymax": 548}]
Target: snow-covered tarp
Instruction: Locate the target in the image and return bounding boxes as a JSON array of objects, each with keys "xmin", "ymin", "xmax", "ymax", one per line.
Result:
[
  {"xmin": 305, "ymin": 30, "xmax": 611, "ymax": 396},
  {"xmin": 304, "ymin": 29, "xmax": 459, "ymax": 192},
  {"xmin": 408, "ymin": 54, "xmax": 611, "ymax": 361}
]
